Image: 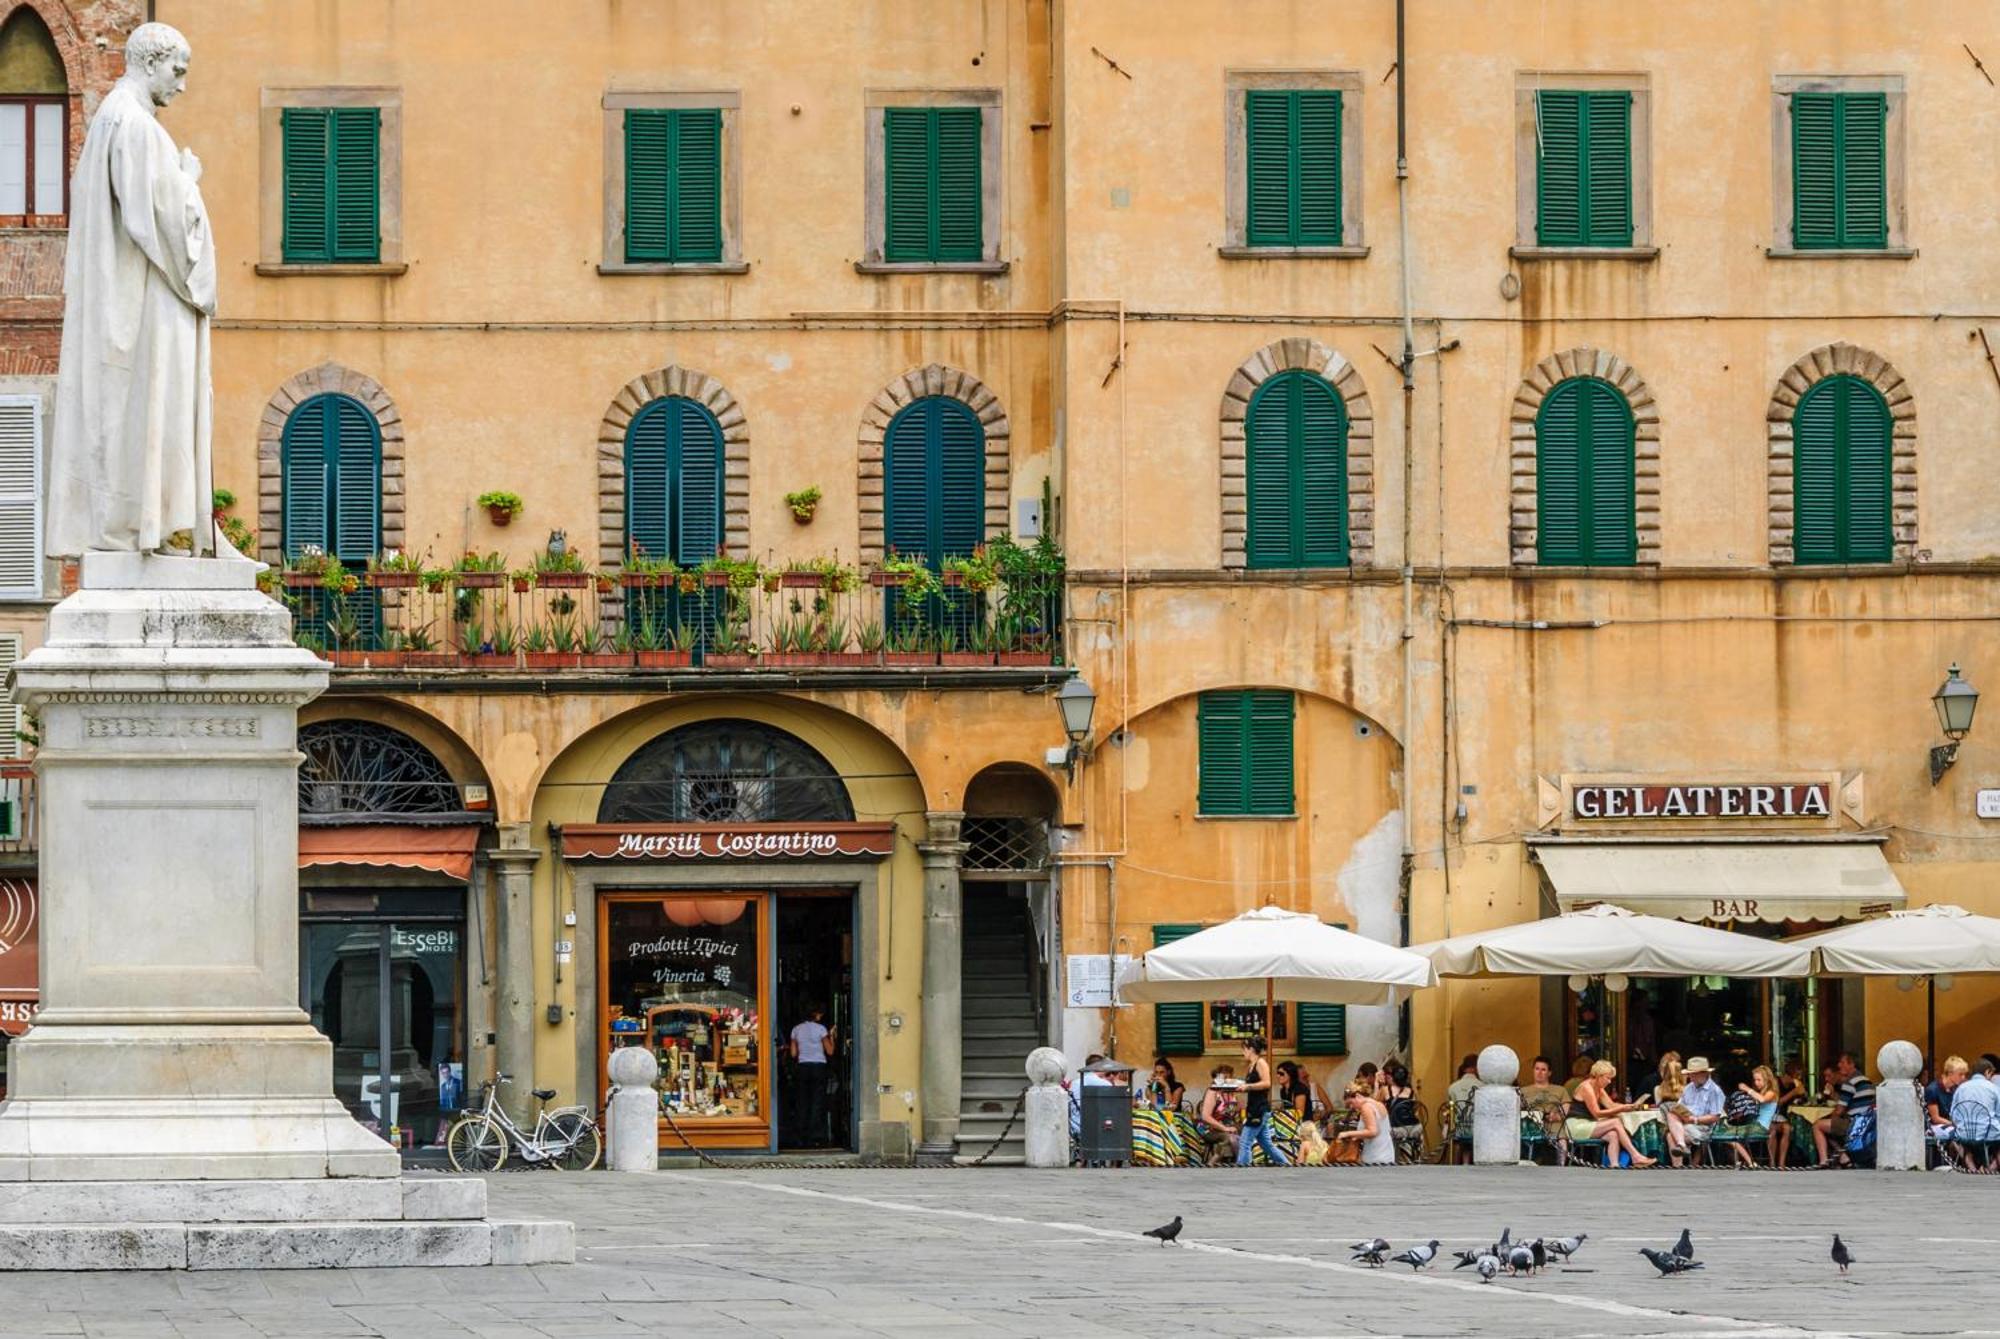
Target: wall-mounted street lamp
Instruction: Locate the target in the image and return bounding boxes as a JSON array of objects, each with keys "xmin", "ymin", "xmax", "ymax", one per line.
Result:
[
  {"xmin": 1046, "ymin": 677, "xmax": 1097, "ymax": 781},
  {"xmin": 1930, "ymin": 663, "xmax": 1980, "ymax": 785}
]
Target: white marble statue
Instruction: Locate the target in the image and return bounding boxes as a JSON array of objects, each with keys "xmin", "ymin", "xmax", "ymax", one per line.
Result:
[{"xmin": 46, "ymin": 21, "xmax": 219, "ymax": 558}]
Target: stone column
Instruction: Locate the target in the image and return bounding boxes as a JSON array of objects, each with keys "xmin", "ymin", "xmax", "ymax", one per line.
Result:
[
  {"xmin": 1472, "ymin": 1044, "xmax": 1524, "ymax": 1166},
  {"xmin": 1024, "ymin": 1047, "xmax": 1069, "ymax": 1168},
  {"xmin": 606, "ymin": 1047, "xmax": 660, "ymax": 1173},
  {"xmin": 489, "ymin": 835, "xmax": 541, "ymax": 1126},
  {"xmin": 1874, "ymin": 1040, "xmax": 1923, "ymax": 1171},
  {"xmin": 917, "ymin": 811, "xmax": 967, "ymax": 1155}
]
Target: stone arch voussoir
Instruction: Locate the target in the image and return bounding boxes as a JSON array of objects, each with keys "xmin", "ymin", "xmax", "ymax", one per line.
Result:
[
  {"xmin": 1765, "ymin": 342, "xmax": 1917, "ymax": 566},
  {"xmin": 255, "ymin": 362, "xmax": 405, "ymax": 564},
  {"xmin": 857, "ymin": 363, "xmax": 1011, "ymax": 565},
  {"xmin": 1508, "ymin": 347, "xmax": 1662, "ymax": 566},
  {"xmin": 1218, "ymin": 338, "xmax": 1377, "ymax": 569}
]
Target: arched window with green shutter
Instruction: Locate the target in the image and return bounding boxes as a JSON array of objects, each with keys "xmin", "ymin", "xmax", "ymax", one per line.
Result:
[
  {"xmin": 1535, "ymin": 377, "xmax": 1636, "ymax": 566},
  {"xmin": 625, "ymin": 396, "xmax": 725, "ymax": 645},
  {"xmin": 281, "ymin": 393, "xmax": 380, "ymax": 561},
  {"xmin": 1244, "ymin": 369, "xmax": 1348, "ymax": 568},
  {"xmin": 1792, "ymin": 375, "xmax": 1892, "ymax": 565},
  {"xmin": 884, "ymin": 396, "xmax": 985, "ymax": 636}
]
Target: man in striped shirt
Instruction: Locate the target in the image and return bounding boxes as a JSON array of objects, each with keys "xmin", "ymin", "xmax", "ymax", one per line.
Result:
[{"xmin": 1812, "ymin": 1051, "xmax": 1875, "ymax": 1168}]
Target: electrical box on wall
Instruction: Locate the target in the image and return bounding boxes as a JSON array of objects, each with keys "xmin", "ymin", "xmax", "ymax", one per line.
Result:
[{"xmin": 1017, "ymin": 497, "xmax": 1042, "ymax": 538}]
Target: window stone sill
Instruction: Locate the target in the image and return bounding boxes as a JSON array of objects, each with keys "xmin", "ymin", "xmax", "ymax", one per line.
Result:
[
  {"xmin": 1195, "ymin": 813, "xmax": 1299, "ymax": 822},
  {"xmin": 1218, "ymin": 245, "xmax": 1370, "ymax": 260},
  {"xmin": 598, "ymin": 261, "xmax": 751, "ymax": 276},
  {"xmin": 1765, "ymin": 247, "xmax": 1917, "ymax": 260},
  {"xmin": 1509, "ymin": 246, "xmax": 1659, "ymax": 261},
  {"xmin": 854, "ymin": 260, "xmax": 1010, "ymax": 275},
  {"xmin": 255, "ymin": 262, "xmax": 409, "ymax": 277}
]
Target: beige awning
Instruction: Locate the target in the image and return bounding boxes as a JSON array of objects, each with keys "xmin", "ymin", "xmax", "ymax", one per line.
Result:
[{"xmin": 1534, "ymin": 840, "xmax": 1905, "ymax": 924}]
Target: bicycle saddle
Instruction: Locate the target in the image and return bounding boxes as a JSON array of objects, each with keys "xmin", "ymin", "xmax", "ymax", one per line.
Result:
[{"xmin": 532, "ymin": 1087, "xmax": 558, "ymax": 1102}]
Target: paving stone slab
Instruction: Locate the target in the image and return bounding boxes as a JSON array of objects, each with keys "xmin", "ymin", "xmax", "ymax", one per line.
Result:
[{"xmin": 186, "ymin": 1222, "xmax": 492, "ymax": 1271}]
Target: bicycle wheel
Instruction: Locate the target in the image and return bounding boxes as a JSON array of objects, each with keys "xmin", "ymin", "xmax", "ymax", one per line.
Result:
[
  {"xmin": 446, "ymin": 1115, "xmax": 509, "ymax": 1173},
  {"xmin": 549, "ymin": 1111, "xmax": 602, "ymax": 1171}
]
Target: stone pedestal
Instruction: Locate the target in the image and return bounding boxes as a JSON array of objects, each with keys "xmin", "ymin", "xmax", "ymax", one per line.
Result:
[
  {"xmin": 1874, "ymin": 1040, "xmax": 1923, "ymax": 1171},
  {"xmin": 0, "ymin": 555, "xmax": 395, "ymax": 1181},
  {"xmin": 488, "ymin": 836, "xmax": 541, "ymax": 1126},
  {"xmin": 607, "ymin": 1047, "xmax": 660, "ymax": 1173},
  {"xmin": 1023, "ymin": 1047, "xmax": 1068, "ymax": 1169},
  {"xmin": 1472, "ymin": 1044, "xmax": 1523, "ymax": 1166}
]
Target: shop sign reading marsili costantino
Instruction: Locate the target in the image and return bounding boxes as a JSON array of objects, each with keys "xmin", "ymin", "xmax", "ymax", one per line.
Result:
[
  {"xmin": 1570, "ymin": 781, "xmax": 1833, "ymax": 821},
  {"xmin": 560, "ymin": 822, "xmax": 898, "ymax": 862}
]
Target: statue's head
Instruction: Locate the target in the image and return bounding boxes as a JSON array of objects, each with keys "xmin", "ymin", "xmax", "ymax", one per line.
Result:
[{"xmin": 124, "ymin": 23, "xmax": 191, "ymax": 108}]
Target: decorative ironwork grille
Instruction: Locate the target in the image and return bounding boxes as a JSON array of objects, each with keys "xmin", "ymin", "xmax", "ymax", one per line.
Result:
[
  {"xmin": 599, "ymin": 720, "xmax": 854, "ymax": 824},
  {"xmin": 298, "ymin": 720, "xmax": 463, "ymax": 817},
  {"xmin": 961, "ymin": 815, "xmax": 1049, "ymax": 877}
]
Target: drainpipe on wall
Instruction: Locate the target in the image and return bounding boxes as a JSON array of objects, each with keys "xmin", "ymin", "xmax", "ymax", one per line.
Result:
[{"xmin": 1394, "ymin": 0, "xmax": 1417, "ymax": 1052}]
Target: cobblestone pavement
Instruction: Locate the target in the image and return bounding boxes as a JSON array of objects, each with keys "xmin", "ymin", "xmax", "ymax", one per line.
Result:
[{"xmin": 0, "ymin": 1166, "xmax": 1995, "ymax": 1337}]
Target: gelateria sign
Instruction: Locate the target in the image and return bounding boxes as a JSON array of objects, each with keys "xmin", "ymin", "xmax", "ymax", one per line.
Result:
[
  {"xmin": 1572, "ymin": 781, "xmax": 1832, "ymax": 821},
  {"xmin": 561, "ymin": 822, "xmax": 897, "ymax": 862}
]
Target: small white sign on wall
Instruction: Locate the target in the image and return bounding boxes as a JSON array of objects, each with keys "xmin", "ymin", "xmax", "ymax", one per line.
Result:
[
  {"xmin": 1065, "ymin": 954, "xmax": 1131, "ymax": 1008},
  {"xmin": 1977, "ymin": 790, "xmax": 2000, "ymax": 819}
]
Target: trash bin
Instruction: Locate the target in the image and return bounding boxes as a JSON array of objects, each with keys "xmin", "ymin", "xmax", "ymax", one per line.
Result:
[{"xmin": 1078, "ymin": 1060, "xmax": 1134, "ymax": 1164}]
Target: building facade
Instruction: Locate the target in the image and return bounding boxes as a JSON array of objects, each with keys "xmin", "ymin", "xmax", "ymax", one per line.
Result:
[{"xmin": 3, "ymin": 0, "xmax": 1999, "ymax": 1153}]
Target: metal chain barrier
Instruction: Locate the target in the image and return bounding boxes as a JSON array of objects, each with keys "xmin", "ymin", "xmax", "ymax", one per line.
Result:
[{"xmin": 961, "ymin": 1088, "xmax": 1029, "ymax": 1166}]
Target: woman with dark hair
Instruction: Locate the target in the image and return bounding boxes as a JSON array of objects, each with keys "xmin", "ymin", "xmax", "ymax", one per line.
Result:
[
  {"xmin": 1234, "ymin": 1036, "xmax": 1291, "ymax": 1166},
  {"xmin": 1380, "ymin": 1060, "xmax": 1420, "ymax": 1150},
  {"xmin": 1146, "ymin": 1057, "xmax": 1185, "ymax": 1112},
  {"xmin": 1275, "ymin": 1061, "xmax": 1318, "ymax": 1121}
]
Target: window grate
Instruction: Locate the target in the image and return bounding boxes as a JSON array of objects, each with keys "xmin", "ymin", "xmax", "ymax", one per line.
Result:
[{"xmin": 961, "ymin": 815, "xmax": 1049, "ymax": 876}]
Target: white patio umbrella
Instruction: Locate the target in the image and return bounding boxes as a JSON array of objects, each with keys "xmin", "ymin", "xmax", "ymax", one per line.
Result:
[
  {"xmin": 1785, "ymin": 904, "xmax": 2000, "ymax": 1057},
  {"xmin": 1115, "ymin": 906, "xmax": 1436, "ymax": 1043},
  {"xmin": 1407, "ymin": 903, "xmax": 1813, "ymax": 980}
]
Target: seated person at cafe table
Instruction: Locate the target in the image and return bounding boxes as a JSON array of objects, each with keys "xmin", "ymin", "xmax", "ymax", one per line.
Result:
[
  {"xmin": 1568, "ymin": 1060, "xmax": 1658, "ymax": 1168},
  {"xmin": 1926, "ymin": 1057, "xmax": 1965, "ymax": 1147},
  {"xmin": 1196, "ymin": 1065, "xmax": 1241, "ymax": 1166},
  {"xmin": 1812, "ymin": 1051, "xmax": 1875, "ymax": 1169},
  {"xmin": 1519, "ymin": 1056, "xmax": 1571, "ymax": 1111},
  {"xmin": 1949, "ymin": 1056, "xmax": 2000, "ymax": 1168},
  {"xmin": 1716, "ymin": 1064, "xmax": 1782, "ymax": 1169},
  {"xmin": 1672, "ymin": 1057, "xmax": 1727, "ymax": 1164}
]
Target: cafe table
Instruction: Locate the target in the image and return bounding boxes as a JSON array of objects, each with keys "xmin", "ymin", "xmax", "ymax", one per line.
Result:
[
  {"xmin": 1617, "ymin": 1106, "xmax": 1666, "ymax": 1159},
  {"xmin": 1786, "ymin": 1103, "xmax": 1837, "ymax": 1161}
]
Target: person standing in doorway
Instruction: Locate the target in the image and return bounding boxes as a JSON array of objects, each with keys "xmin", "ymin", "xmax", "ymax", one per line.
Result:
[{"xmin": 789, "ymin": 1006, "xmax": 836, "ymax": 1146}]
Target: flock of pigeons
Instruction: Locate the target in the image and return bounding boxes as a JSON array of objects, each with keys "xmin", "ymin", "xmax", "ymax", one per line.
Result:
[{"xmin": 1139, "ymin": 1217, "xmax": 1858, "ymax": 1281}]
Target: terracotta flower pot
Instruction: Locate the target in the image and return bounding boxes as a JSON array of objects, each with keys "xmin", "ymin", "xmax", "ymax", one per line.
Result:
[
  {"xmin": 760, "ymin": 652, "xmax": 829, "ymax": 668},
  {"xmin": 995, "ymin": 650, "xmax": 1052, "ymax": 666},
  {"xmin": 703, "ymin": 653, "xmax": 759, "ymax": 669},
  {"xmin": 366, "ymin": 571, "xmax": 421, "ymax": 589},
  {"xmin": 938, "ymin": 651, "xmax": 992, "ymax": 667},
  {"xmin": 487, "ymin": 504, "xmax": 515, "ymax": 527},
  {"xmin": 882, "ymin": 651, "xmax": 933, "ymax": 666},
  {"xmin": 868, "ymin": 571, "xmax": 911, "ymax": 587},
  {"xmin": 404, "ymin": 651, "xmax": 456, "ymax": 669},
  {"xmin": 779, "ymin": 572, "xmax": 823, "ymax": 589},
  {"xmin": 825, "ymin": 651, "xmax": 883, "ymax": 668},
  {"xmin": 463, "ymin": 652, "xmax": 518, "ymax": 669},
  {"xmin": 577, "ymin": 652, "xmax": 634, "ymax": 669},
  {"xmin": 522, "ymin": 651, "xmax": 579, "ymax": 670},
  {"xmin": 622, "ymin": 572, "xmax": 671, "ymax": 588},
  {"xmin": 455, "ymin": 572, "xmax": 504, "ymax": 589},
  {"xmin": 634, "ymin": 650, "xmax": 693, "ymax": 669},
  {"xmin": 535, "ymin": 572, "xmax": 589, "ymax": 589}
]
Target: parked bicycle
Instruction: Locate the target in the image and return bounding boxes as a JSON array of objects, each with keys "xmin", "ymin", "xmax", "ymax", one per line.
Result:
[{"xmin": 445, "ymin": 1073, "xmax": 602, "ymax": 1172}]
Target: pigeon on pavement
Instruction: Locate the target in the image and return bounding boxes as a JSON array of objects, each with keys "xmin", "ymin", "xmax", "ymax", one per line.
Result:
[
  {"xmin": 1831, "ymin": 1235, "xmax": 1853, "ymax": 1275},
  {"xmin": 1506, "ymin": 1244, "xmax": 1536, "ymax": 1276},
  {"xmin": 1530, "ymin": 1239, "xmax": 1547, "ymax": 1272},
  {"xmin": 1671, "ymin": 1228, "xmax": 1694, "ymax": 1261},
  {"xmin": 1351, "ymin": 1237, "xmax": 1390, "ymax": 1257},
  {"xmin": 1451, "ymin": 1248, "xmax": 1482, "ymax": 1270},
  {"xmin": 1142, "ymin": 1216, "xmax": 1183, "ymax": 1246},
  {"xmin": 1640, "ymin": 1247, "xmax": 1703, "ymax": 1277},
  {"xmin": 1476, "ymin": 1254, "xmax": 1500, "ymax": 1283},
  {"xmin": 1497, "ymin": 1226, "xmax": 1512, "ymax": 1251},
  {"xmin": 1390, "ymin": 1240, "xmax": 1440, "ymax": 1271},
  {"xmin": 1546, "ymin": 1233, "xmax": 1588, "ymax": 1261}
]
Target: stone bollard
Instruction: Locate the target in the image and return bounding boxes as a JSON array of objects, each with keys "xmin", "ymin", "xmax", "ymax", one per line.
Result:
[
  {"xmin": 1024, "ymin": 1047, "xmax": 1070, "ymax": 1169},
  {"xmin": 606, "ymin": 1047, "xmax": 661, "ymax": 1173},
  {"xmin": 1472, "ymin": 1044, "xmax": 1523, "ymax": 1166},
  {"xmin": 1874, "ymin": 1039, "xmax": 1923, "ymax": 1171}
]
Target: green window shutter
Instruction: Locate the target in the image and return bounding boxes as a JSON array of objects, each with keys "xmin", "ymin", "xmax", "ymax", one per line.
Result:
[
  {"xmin": 280, "ymin": 396, "xmax": 329, "ymax": 556},
  {"xmin": 1537, "ymin": 91, "xmax": 1629, "ymax": 247},
  {"xmin": 1198, "ymin": 690, "xmax": 1293, "ymax": 816},
  {"xmin": 329, "ymin": 396, "xmax": 380, "ymax": 561},
  {"xmin": 626, "ymin": 398, "xmax": 726, "ymax": 566},
  {"xmin": 625, "ymin": 110, "xmax": 672, "ymax": 262},
  {"xmin": 626, "ymin": 109, "xmax": 723, "ymax": 264},
  {"xmin": 1794, "ymin": 93, "xmax": 1886, "ymax": 250},
  {"xmin": 1245, "ymin": 91, "xmax": 1341, "ymax": 247},
  {"xmin": 884, "ymin": 398, "xmax": 986, "ymax": 566},
  {"xmin": 1297, "ymin": 1003, "xmax": 1347, "ymax": 1056},
  {"xmin": 329, "ymin": 108, "xmax": 380, "ymax": 262},
  {"xmin": 883, "ymin": 107, "xmax": 983, "ymax": 263},
  {"xmin": 1535, "ymin": 92, "xmax": 1583, "ymax": 246},
  {"xmin": 1245, "ymin": 371, "xmax": 1348, "ymax": 568},
  {"xmin": 281, "ymin": 108, "xmax": 330, "ymax": 263},
  {"xmin": 1151, "ymin": 924, "xmax": 1205, "ymax": 1055},
  {"xmin": 1793, "ymin": 375, "xmax": 1891, "ymax": 564},
  {"xmin": 1537, "ymin": 378, "xmax": 1634, "ymax": 565}
]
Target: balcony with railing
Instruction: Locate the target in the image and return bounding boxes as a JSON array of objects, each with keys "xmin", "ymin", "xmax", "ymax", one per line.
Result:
[
  {"xmin": 270, "ymin": 541, "xmax": 1066, "ymax": 680},
  {"xmin": 0, "ymin": 762, "xmax": 36, "ymax": 857}
]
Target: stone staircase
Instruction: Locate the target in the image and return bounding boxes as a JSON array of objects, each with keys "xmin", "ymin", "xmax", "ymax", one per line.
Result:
[{"xmin": 952, "ymin": 893, "xmax": 1041, "ymax": 1166}]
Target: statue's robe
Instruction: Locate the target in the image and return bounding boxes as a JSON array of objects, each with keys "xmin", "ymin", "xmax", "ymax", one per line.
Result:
[{"xmin": 47, "ymin": 81, "xmax": 216, "ymax": 556}]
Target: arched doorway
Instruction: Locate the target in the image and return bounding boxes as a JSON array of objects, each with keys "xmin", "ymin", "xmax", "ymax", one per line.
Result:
[
  {"xmin": 296, "ymin": 719, "xmax": 484, "ymax": 1155},
  {"xmin": 582, "ymin": 717, "xmax": 886, "ymax": 1153}
]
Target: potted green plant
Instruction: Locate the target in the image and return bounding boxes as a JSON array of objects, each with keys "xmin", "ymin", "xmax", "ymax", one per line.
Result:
[
  {"xmin": 936, "ymin": 624, "xmax": 991, "ymax": 668},
  {"xmin": 533, "ymin": 547, "xmax": 590, "ymax": 589},
  {"xmin": 993, "ymin": 612, "xmax": 1050, "ymax": 666},
  {"xmin": 762, "ymin": 610, "xmax": 826, "ymax": 669},
  {"xmin": 212, "ymin": 488, "xmax": 257, "ymax": 555},
  {"xmin": 454, "ymin": 550, "xmax": 508, "ymax": 590},
  {"xmin": 576, "ymin": 621, "xmax": 629, "ymax": 669},
  {"xmin": 521, "ymin": 621, "xmax": 565, "ymax": 670},
  {"xmin": 621, "ymin": 547, "xmax": 677, "ymax": 588},
  {"xmin": 941, "ymin": 547, "xmax": 999, "ymax": 592},
  {"xmin": 850, "ymin": 619, "xmax": 887, "ymax": 667},
  {"xmin": 366, "ymin": 549, "xmax": 426, "ymax": 589},
  {"xmin": 882, "ymin": 620, "xmax": 932, "ymax": 667},
  {"xmin": 784, "ymin": 484, "xmax": 822, "ymax": 525},
  {"xmin": 402, "ymin": 624, "xmax": 454, "ymax": 670},
  {"xmin": 478, "ymin": 490, "xmax": 524, "ymax": 527},
  {"xmin": 703, "ymin": 616, "xmax": 759, "ymax": 669},
  {"xmin": 870, "ymin": 550, "xmax": 936, "ymax": 591}
]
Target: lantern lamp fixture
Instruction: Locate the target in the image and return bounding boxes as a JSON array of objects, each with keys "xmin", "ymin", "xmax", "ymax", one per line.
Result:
[
  {"xmin": 1929, "ymin": 663, "xmax": 1980, "ymax": 785},
  {"xmin": 1049, "ymin": 677, "xmax": 1098, "ymax": 781}
]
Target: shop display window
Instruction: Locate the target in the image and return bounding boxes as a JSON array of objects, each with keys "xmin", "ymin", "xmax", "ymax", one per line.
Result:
[
  {"xmin": 603, "ymin": 893, "xmax": 766, "ymax": 1126},
  {"xmin": 1207, "ymin": 1000, "xmax": 1291, "ymax": 1047}
]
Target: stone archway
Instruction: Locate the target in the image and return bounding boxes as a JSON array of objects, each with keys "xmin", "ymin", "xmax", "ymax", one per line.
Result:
[
  {"xmin": 1219, "ymin": 338, "xmax": 1376, "ymax": 569},
  {"xmin": 857, "ymin": 365, "xmax": 1010, "ymax": 565},
  {"xmin": 594, "ymin": 365, "xmax": 750, "ymax": 571},
  {"xmin": 1508, "ymin": 348, "xmax": 1661, "ymax": 566},
  {"xmin": 1765, "ymin": 342, "xmax": 1917, "ymax": 566},
  {"xmin": 255, "ymin": 363, "xmax": 404, "ymax": 563}
]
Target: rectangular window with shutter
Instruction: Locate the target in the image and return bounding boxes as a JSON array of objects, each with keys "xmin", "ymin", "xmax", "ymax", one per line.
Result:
[
  {"xmin": 624, "ymin": 108, "xmax": 723, "ymax": 264},
  {"xmin": 1151, "ymin": 925, "xmax": 1205, "ymax": 1056},
  {"xmin": 1197, "ymin": 690, "xmax": 1295, "ymax": 817},
  {"xmin": 1245, "ymin": 90, "xmax": 1341, "ymax": 247},
  {"xmin": 1791, "ymin": 92, "xmax": 1887, "ymax": 250},
  {"xmin": 883, "ymin": 106, "xmax": 983, "ymax": 263},
  {"xmin": 281, "ymin": 106, "xmax": 380, "ymax": 263},
  {"xmin": 1535, "ymin": 90, "xmax": 1631, "ymax": 247},
  {"xmin": 0, "ymin": 396, "xmax": 41, "ymax": 600}
]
